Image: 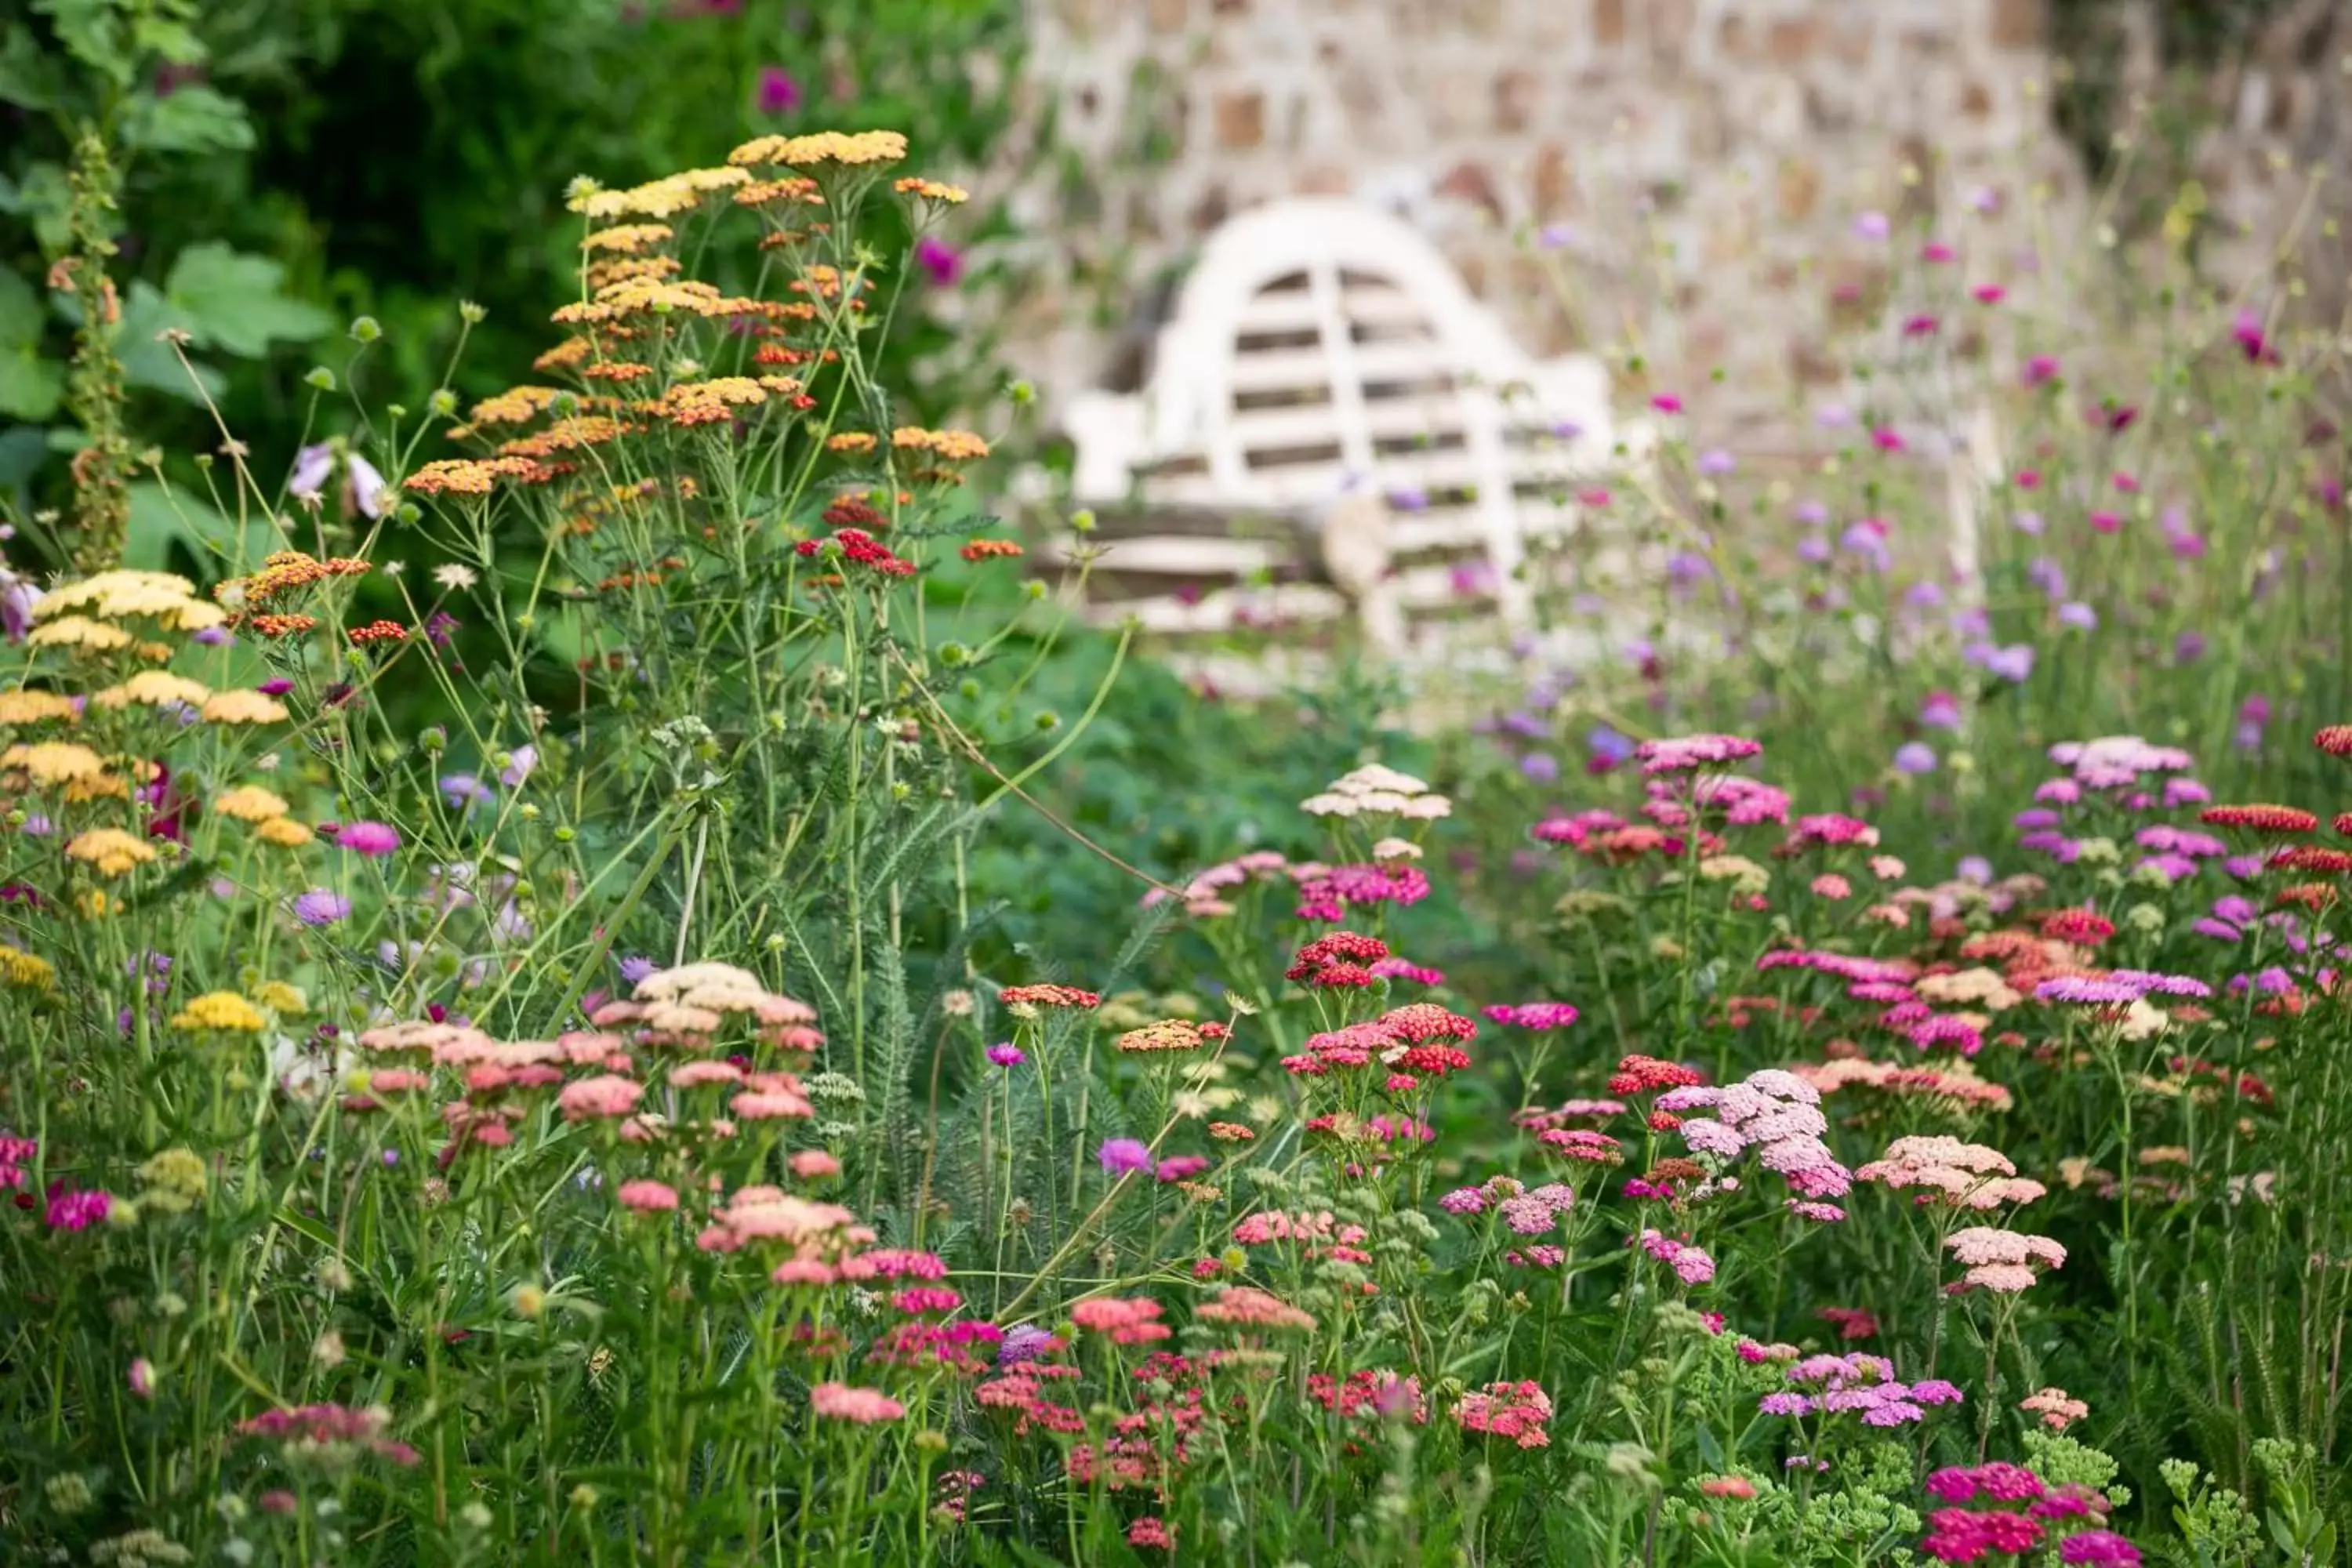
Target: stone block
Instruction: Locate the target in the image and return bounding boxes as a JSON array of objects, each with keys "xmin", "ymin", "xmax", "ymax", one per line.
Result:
[
  {"xmin": 1212, "ymin": 88, "xmax": 1266, "ymax": 148},
  {"xmin": 1767, "ymin": 17, "xmax": 1820, "ymax": 65},
  {"xmin": 1148, "ymin": 0, "xmax": 1189, "ymax": 33},
  {"xmin": 1494, "ymin": 67, "xmax": 1539, "ymax": 132},
  {"xmin": 1990, "ymin": 0, "xmax": 2045, "ymax": 49},
  {"xmin": 1594, "ymin": 0, "xmax": 1626, "ymax": 48},
  {"xmin": 1531, "ymin": 142, "xmax": 1576, "ymax": 218}
]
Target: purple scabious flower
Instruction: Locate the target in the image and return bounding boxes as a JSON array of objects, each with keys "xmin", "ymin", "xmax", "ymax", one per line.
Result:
[
  {"xmin": 332, "ymin": 821, "xmax": 401, "ymax": 857},
  {"xmin": 1893, "ymin": 742, "xmax": 1936, "ymax": 775},
  {"xmin": 997, "ymin": 1324, "xmax": 1056, "ymax": 1367},
  {"xmin": 439, "ymin": 774, "xmax": 492, "ymax": 811},
  {"xmin": 292, "ymin": 889, "xmax": 352, "ymax": 927},
  {"xmin": 755, "ymin": 64, "xmax": 802, "ymax": 114},
  {"xmin": 985, "ymin": 1042, "xmax": 1025, "ymax": 1068},
  {"xmin": 618, "ymin": 955, "xmax": 657, "ymax": 985},
  {"xmin": 914, "ymin": 236, "xmax": 964, "ymax": 286},
  {"xmin": 499, "ymin": 746, "xmax": 538, "ymax": 788},
  {"xmin": 2057, "ymin": 601, "xmax": 2097, "ymax": 630},
  {"xmin": 1097, "ymin": 1138, "xmax": 1152, "ymax": 1176}
]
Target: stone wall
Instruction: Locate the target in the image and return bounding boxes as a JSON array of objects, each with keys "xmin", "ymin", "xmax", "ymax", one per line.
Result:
[{"xmin": 990, "ymin": 0, "xmax": 2347, "ymax": 438}]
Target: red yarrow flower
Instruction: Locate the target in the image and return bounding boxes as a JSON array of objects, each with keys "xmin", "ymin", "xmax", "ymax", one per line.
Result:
[{"xmin": 2200, "ymin": 804, "xmax": 2318, "ymax": 835}]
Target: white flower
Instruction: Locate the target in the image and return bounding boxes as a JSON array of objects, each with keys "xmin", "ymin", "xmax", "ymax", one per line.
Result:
[
  {"xmin": 1300, "ymin": 793, "xmax": 1359, "ymax": 818},
  {"xmin": 380, "ymin": 560, "xmax": 406, "ymax": 576},
  {"xmin": 1398, "ymin": 795, "xmax": 1453, "ymax": 820},
  {"xmin": 434, "ymin": 563, "xmax": 479, "ymax": 591}
]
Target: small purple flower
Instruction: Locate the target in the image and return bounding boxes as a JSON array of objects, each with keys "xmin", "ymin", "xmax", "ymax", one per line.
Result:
[
  {"xmin": 1893, "ymin": 742, "xmax": 1936, "ymax": 775},
  {"xmin": 998, "ymin": 1324, "xmax": 1056, "ymax": 1367},
  {"xmin": 0, "ymin": 566, "xmax": 40, "ymax": 642},
  {"xmin": 2174, "ymin": 631, "xmax": 2205, "ymax": 665},
  {"xmin": 1919, "ymin": 691, "xmax": 1962, "ymax": 730},
  {"xmin": 1697, "ymin": 448, "xmax": 1735, "ymax": 475},
  {"xmin": 755, "ymin": 64, "xmax": 802, "ymax": 115},
  {"xmin": 1519, "ymin": 752, "xmax": 1560, "ymax": 783},
  {"xmin": 289, "ymin": 443, "xmax": 390, "ymax": 520},
  {"xmin": 2057, "ymin": 601, "xmax": 2097, "ymax": 630},
  {"xmin": 1537, "ymin": 223, "xmax": 1578, "ymax": 250},
  {"xmin": 439, "ymin": 774, "xmax": 492, "ymax": 810},
  {"xmin": 1853, "ymin": 211, "xmax": 1890, "ymax": 241},
  {"xmin": 1956, "ymin": 855, "xmax": 1993, "ymax": 884},
  {"xmin": 292, "ymin": 888, "xmax": 352, "ymax": 927},
  {"xmin": 985, "ymin": 1042, "xmax": 1025, "ymax": 1068},
  {"xmin": 619, "ymin": 955, "xmax": 657, "ymax": 986},
  {"xmin": 1097, "ymin": 1138, "xmax": 1152, "ymax": 1176},
  {"xmin": 914, "ymin": 237, "xmax": 964, "ymax": 286},
  {"xmin": 499, "ymin": 745, "xmax": 538, "ymax": 788}
]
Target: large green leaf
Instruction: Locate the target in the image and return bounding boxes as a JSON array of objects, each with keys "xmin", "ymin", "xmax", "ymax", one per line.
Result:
[
  {"xmin": 0, "ymin": 23, "xmax": 70, "ymax": 110},
  {"xmin": 30, "ymin": 0, "xmax": 130, "ymax": 87},
  {"xmin": 123, "ymin": 478, "xmax": 274, "ymax": 574},
  {"xmin": 0, "ymin": 269, "xmax": 61, "ymax": 421},
  {"xmin": 120, "ymin": 83, "xmax": 254, "ymax": 154},
  {"xmin": 114, "ymin": 280, "xmax": 220, "ymax": 403},
  {"xmin": 164, "ymin": 241, "xmax": 330, "ymax": 358}
]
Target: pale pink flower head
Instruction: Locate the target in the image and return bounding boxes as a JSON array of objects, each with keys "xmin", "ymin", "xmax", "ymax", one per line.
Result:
[
  {"xmin": 616, "ymin": 1178, "xmax": 680, "ymax": 1212},
  {"xmin": 558, "ymin": 1074, "xmax": 646, "ymax": 1121},
  {"xmin": 2020, "ymin": 1385, "xmax": 2089, "ymax": 1431},
  {"xmin": 808, "ymin": 1381, "xmax": 906, "ymax": 1422},
  {"xmin": 789, "ymin": 1149, "xmax": 842, "ymax": 1180},
  {"xmin": 1635, "ymin": 733, "xmax": 1763, "ymax": 776}
]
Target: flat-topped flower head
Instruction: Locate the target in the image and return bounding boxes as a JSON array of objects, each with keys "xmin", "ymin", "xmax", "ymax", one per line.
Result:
[
  {"xmin": 998, "ymin": 982, "xmax": 1100, "ymax": 1009},
  {"xmin": 1636, "ymin": 733, "xmax": 1763, "ymax": 775},
  {"xmin": 2199, "ymin": 804, "xmax": 2317, "ymax": 836}
]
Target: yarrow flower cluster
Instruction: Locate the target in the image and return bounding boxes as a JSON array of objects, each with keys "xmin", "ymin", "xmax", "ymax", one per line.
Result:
[
  {"xmin": 1656, "ymin": 1069, "xmax": 1852, "ymax": 1200},
  {"xmin": 1635, "ymin": 732, "xmax": 1763, "ymax": 776},
  {"xmin": 1298, "ymin": 764, "xmax": 1451, "ymax": 821},
  {"xmin": 1451, "ymin": 1380, "xmax": 1553, "ymax": 1447}
]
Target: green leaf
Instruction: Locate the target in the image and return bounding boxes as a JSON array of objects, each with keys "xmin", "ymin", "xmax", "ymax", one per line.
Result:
[
  {"xmin": 0, "ymin": 269, "xmax": 61, "ymax": 421},
  {"xmin": 125, "ymin": 479, "xmax": 273, "ymax": 574},
  {"xmin": 164, "ymin": 242, "xmax": 331, "ymax": 358},
  {"xmin": 31, "ymin": 0, "xmax": 130, "ymax": 86},
  {"xmin": 121, "ymin": 83, "xmax": 255, "ymax": 155},
  {"xmin": 0, "ymin": 425, "xmax": 49, "ymax": 493},
  {"xmin": 0, "ymin": 24, "xmax": 71, "ymax": 110},
  {"xmin": 114, "ymin": 280, "xmax": 220, "ymax": 403}
]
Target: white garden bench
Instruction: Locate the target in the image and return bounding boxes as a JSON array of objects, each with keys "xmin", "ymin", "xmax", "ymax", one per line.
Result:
[{"xmin": 1057, "ymin": 198, "xmax": 1652, "ymax": 680}]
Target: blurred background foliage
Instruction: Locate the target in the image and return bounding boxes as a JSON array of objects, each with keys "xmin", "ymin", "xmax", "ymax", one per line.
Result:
[{"xmin": 0, "ymin": 0, "xmax": 1024, "ymax": 566}]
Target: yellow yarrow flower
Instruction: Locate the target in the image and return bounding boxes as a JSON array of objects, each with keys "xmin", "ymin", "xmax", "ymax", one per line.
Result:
[
  {"xmin": 213, "ymin": 785, "xmax": 291, "ymax": 822},
  {"xmin": 0, "ymin": 690, "xmax": 79, "ymax": 725},
  {"xmin": 91, "ymin": 670, "xmax": 212, "ymax": 710},
  {"xmin": 27, "ymin": 616, "xmax": 132, "ymax": 651},
  {"xmin": 172, "ymin": 992, "xmax": 268, "ymax": 1033},
  {"xmin": 136, "ymin": 1147, "xmax": 208, "ymax": 1214},
  {"xmin": 65, "ymin": 828, "xmax": 158, "ymax": 877},
  {"xmin": 199, "ymin": 690, "xmax": 289, "ymax": 724},
  {"xmin": 253, "ymin": 815, "xmax": 314, "ymax": 847},
  {"xmin": 579, "ymin": 224, "xmax": 674, "ymax": 256},
  {"xmin": 251, "ymin": 980, "xmax": 307, "ymax": 1015},
  {"xmin": 2, "ymin": 740, "xmax": 108, "ymax": 785},
  {"xmin": 0, "ymin": 942, "xmax": 56, "ymax": 989}
]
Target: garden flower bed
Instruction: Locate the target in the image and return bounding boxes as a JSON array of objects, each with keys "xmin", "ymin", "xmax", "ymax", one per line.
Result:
[{"xmin": 2, "ymin": 129, "xmax": 2347, "ymax": 1566}]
